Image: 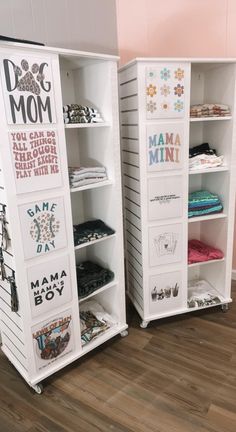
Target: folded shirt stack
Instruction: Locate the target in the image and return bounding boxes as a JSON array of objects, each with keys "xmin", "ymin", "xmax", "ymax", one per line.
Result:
[
  {"xmin": 63, "ymin": 103, "xmax": 103, "ymax": 124},
  {"xmin": 76, "ymin": 261, "xmax": 114, "ymax": 299},
  {"xmin": 190, "ymin": 103, "xmax": 231, "ymax": 118},
  {"xmin": 69, "ymin": 166, "xmax": 107, "ymax": 188},
  {"xmin": 189, "ymin": 143, "xmax": 224, "ymax": 171},
  {"xmin": 188, "ymin": 239, "xmax": 224, "ymax": 265},
  {"xmin": 188, "ymin": 279, "xmax": 224, "ymax": 308},
  {"xmin": 80, "ymin": 300, "xmax": 116, "ymax": 345},
  {"xmin": 188, "ymin": 190, "xmax": 223, "ymax": 218},
  {"xmin": 73, "ymin": 219, "xmax": 115, "ymax": 247}
]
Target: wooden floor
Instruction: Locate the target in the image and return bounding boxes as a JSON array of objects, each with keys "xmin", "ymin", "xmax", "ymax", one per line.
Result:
[{"xmin": 1, "ymin": 283, "xmax": 236, "ymax": 431}]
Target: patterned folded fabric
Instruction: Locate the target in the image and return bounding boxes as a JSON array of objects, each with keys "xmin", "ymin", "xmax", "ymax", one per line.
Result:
[
  {"xmin": 73, "ymin": 219, "xmax": 115, "ymax": 246},
  {"xmin": 189, "ymin": 190, "xmax": 220, "ymax": 205},
  {"xmin": 77, "ymin": 262, "xmax": 114, "ymax": 299}
]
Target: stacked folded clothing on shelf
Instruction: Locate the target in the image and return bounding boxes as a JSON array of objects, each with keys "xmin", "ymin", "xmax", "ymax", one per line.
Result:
[
  {"xmin": 63, "ymin": 103, "xmax": 103, "ymax": 124},
  {"xmin": 80, "ymin": 299, "xmax": 116, "ymax": 345},
  {"xmin": 188, "ymin": 239, "xmax": 224, "ymax": 264},
  {"xmin": 189, "ymin": 143, "xmax": 224, "ymax": 171},
  {"xmin": 190, "ymin": 103, "xmax": 231, "ymax": 118},
  {"xmin": 188, "ymin": 190, "xmax": 223, "ymax": 218},
  {"xmin": 69, "ymin": 166, "xmax": 107, "ymax": 188},
  {"xmin": 188, "ymin": 279, "xmax": 224, "ymax": 308},
  {"xmin": 76, "ymin": 261, "xmax": 114, "ymax": 299},
  {"xmin": 73, "ymin": 219, "xmax": 115, "ymax": 246}
]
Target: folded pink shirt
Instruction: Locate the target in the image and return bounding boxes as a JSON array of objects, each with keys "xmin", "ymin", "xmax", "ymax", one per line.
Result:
[{"xmin": 188, "ymin": 239, "xmax": 224, "ymax": 264}]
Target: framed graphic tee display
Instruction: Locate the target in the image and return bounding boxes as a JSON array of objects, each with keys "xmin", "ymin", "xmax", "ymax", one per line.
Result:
[
  {"xmin": 148, "ymin": 175, "xmax": 183, "ymax": 221},
  {"xmin": 19, "ymin": 197, "xmax": 67, "ymax": 259},
  {"xmin": 9, "ymin": 129, "xmax": 62, "ymax": 194}
]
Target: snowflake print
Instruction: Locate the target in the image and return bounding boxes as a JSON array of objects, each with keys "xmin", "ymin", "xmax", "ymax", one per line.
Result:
[
  {"xmin": 147, "ymin": 101, "xmax": 157, "ymax": 113},
  {"xmin": 160, "ymin": 68, "xmax": 170, "ymax": 81},
  {"xmin": 174, "ymin": 100, "xmax": 184, "ymax": 112},
  {"xmin": 160, "ymin": 84, "xmax": 170, "ymax": 97},
  {"xmin": 146, "ymin": 84, "xmax": 157, "ymax": 97},
  {"xmin": 174, "ymin": 68, "xmax": 184, "ymax": 81},
  {"xmin": 174, "ymin": 84, "xmax": 184, "ymax": 97},
  {"xmin": 161, "ymin": 101, "xmax": 170, "ymax": 111}
]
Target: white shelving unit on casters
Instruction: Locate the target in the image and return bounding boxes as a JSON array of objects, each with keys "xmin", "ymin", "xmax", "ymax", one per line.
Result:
[
  {"xmin": 0, "ymin": 42, "xmax": 127, "ymax": 393},
  {"xmin": 119, "ymin": 58, "xmax": 236, "ymax": 328}
]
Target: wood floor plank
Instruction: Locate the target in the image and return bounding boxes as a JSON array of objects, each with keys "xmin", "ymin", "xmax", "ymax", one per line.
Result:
[{"xmin": 1, "ymin": 285, "xmax": 236, "ymax": 431}]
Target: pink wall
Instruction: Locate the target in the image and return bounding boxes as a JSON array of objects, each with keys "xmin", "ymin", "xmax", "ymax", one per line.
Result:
[
  {"xmin": 116, "ymin": 0, "xmax": 236, "ymax": 63},
  {"xmin": 116, "ymin": 0, "xmax": 236, "ymax": 269}
]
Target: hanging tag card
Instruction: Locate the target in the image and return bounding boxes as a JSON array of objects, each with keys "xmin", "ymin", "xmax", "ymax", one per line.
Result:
[
  {"xmin": 0, "ymin": 54, "xmax": 56, "ymax": 124},
  {"xmin": 32, "ymin": 309, "xmax": 74, "ymax": 372},
  {"xmin": 9, "ymin": 129, "xmax": 62, "ymax": 194},
  {"xmin": 19, "ymin": 197, "xmax": 67, "ymax": 259}
]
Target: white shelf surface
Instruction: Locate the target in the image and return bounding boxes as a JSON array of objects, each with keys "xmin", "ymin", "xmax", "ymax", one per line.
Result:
[
  {"xmin": 65, "ymin": 122, "xmax": 111, "ymax": 129},
  {"xmin": 70, "ymin": 179, "xmax": 113, "ymax": 193},
  {"xmin": 74, "ymin": 233, "xmax": 116, "ymax": 250},
  {"xmin": 189, "ymin": 166, "xmax": 229, "ymax": 175},
  {"xmin": 190, "ymin": 116, "xmax": 232, "ymax": 122},
  {"xmin": 81, "ymin": 323, "xmax": 128, "ymax": 355},
  {"xmin": 188, "ymin": 213, "xmax": 227, "ymax": 223},
  {"xmin": 188, "ymin": 258, "xmax": 225, "ymax": 268},
  {"xmin": 79, "ymin": 280, "xmax": 117, "ymax": 303},
  {"xmin": 145, "ymin": 298, "xmax": 232, "ymax": 322}
]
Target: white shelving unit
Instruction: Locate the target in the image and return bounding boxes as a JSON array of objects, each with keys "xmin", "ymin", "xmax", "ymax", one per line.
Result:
[
  {"xmin": 0, "ymin": 42, "xmax": 127, "ymax": 393},
  {"xmin": 119, "ymin": 58, "xmax": 236, "ymax": 328}
]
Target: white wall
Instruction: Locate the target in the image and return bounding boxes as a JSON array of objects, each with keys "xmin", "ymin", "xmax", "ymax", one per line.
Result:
[{"xmin": 0, "ymin": 0, "xmax": 118, "ymax": 54}]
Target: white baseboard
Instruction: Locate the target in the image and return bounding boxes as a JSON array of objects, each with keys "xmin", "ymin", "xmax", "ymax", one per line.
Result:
[{"xmin": 232, "ymin": 269, "xmax": 236, "ymax": 280}]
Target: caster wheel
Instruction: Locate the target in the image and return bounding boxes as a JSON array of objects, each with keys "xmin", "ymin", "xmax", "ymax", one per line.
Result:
[
  {"xmin": 221, "ymin": 303, "xmax": 229, "ymax": 313},
  {"xmin": 140, "ymin": 320, "xmax": 149, "ymax": 329},
  {"xmin": 120, "ymin": 330, "xmax": 128, "ymax": 337},
  {"xmin": 32, "ymin": 383, "xmax": 43, "ymax": 394}
]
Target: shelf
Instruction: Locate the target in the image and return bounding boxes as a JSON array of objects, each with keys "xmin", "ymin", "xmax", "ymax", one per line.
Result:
[
  {"xmin": 65, "ymin": 122, "xmax": 111, "ymax": 129},
  {"xmin": 79, "ymin": 280, "xmax": 117, "ymax": 303},
  {"xmin": 186, "ymin": 298, "xmax": 231, "ymax": 312},
  {"xmin": 188, "ymin": 258, "xmax": 225, "ymax": 268},
  {"xmin": 74, "ymin": 233, "xmax": 116, "ymax": 250},
  {"xmin": 190, "ymin": 116, "xmax": 232, "ymax": 122},
  {"xmin": 70, "ymin": 179, "xmax": 113, "ymax": 193},
  {"xmin": 81, "ymin": 323, "xmax": 128, "ymax": 355},
  {"xmin": 188, "ymin": 213, "xmax": 227, "ymax": 223},
  {"xmin": 189, "ymin": 166, "xmax": 229, "ymax": 175}
]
